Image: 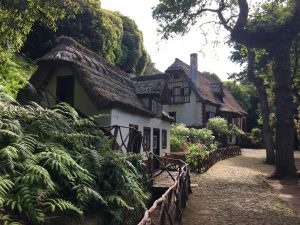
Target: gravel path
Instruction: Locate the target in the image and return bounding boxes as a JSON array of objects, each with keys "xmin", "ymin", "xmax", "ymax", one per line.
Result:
[{"xmin": 181, "ymin": 149, "xmax": 300, "ymax": 225}]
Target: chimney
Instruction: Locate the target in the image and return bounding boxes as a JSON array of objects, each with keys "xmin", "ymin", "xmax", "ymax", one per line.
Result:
[{"xmin": 190, "ymin": 53, "xmax": 198, "ymax": 85}]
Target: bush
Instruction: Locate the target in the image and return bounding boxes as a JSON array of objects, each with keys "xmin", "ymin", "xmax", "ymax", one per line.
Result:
[
  {"xmin": 207, "ymin": 117, "xmax": 229, "ymax": 137},
  {"xmin": 170, "ymin": 136, "xmax": 186, "ymax": 152},
  {"xmin": 189, "ymin": 128, "xmax": 217, "ymax": 151},
  {"xmin": 229, "ymin": 124, "xmax": 246, "ymax": 137},
  {"xmin": 170, "ymin": 124, "xmax": 190, "ymax": 152},
  {"xmin": 186, "ymin": 143, "xmax": 208, "ymax": 168},
  {"xmin": 247, "ymin": 127, "xmax": 263, "ymax": 148}
]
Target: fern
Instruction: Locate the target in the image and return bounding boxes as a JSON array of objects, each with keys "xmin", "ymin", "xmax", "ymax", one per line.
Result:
[{"xmin": 0, "ymin": 88, "xmax": 148, "ymax": 224}]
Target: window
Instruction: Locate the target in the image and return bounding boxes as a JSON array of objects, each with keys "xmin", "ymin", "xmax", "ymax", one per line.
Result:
[
  {"xmin": 182, "ymin": 87, "xmax": 190, "ymax": 96},
  {"xmin": 162, "ymin": 129, "xmax": 167, "ymax": 149},
  {"xmin": 143, "ymin": 127, "xmax": 151, "ymax": 150},
  {"xmin": 169, "ymin": 112, "xmax": 176, "ymax": 123},
  {"xmin": 151, "ymin": 99, "xmax": 162, "ymax": 115},
  {"xmin": 151, "ymin": 100, "xmax": 157, "ymax": 113},
  {"xmin": 206, "ymin": 111, "xmax": 215, "ymax": 119},
  {"xmin": 128, "ymin": 124, "xmax": 141, "ymax": 154},
  {"xmin": 56, "ymin": 75, "xmax": 74, "ymax": 106},
  {"xmin": 173, "ymin": 86, "xmax": 181, "ymax": 96}
]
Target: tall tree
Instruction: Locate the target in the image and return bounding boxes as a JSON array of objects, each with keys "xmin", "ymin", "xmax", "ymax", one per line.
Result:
[
  {"xmin": 0, "ymin": 0, "xmax": 86, "ymax": 57},
  {"xmin": 153, "ymin": 0, "xmax": 300, "ymax": 178},
  {"xmin": 21, "ymin": 5, "xmax": 149, "ymax": 75},
  {"xmin": 229, "ymin": 44, "xmax": 275, "ymax": 164},
  {"xmin": 247, "ymin": 50, "xmax": 275, "ymax": 164}
]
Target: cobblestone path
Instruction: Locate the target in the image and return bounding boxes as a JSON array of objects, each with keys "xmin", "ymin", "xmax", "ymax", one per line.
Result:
[{"xmin": 181, "ymin": 149, "xmax": 300, "ymax": 225}]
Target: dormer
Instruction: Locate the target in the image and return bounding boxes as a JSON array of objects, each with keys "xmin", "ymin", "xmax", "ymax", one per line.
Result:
[
  {"xmin": 210, "ymin": 82, "xmax": 224, "ymax": 102},
  {"xmin": 131, "ymin": 74, "xmax": 171, "ymax": 116}
]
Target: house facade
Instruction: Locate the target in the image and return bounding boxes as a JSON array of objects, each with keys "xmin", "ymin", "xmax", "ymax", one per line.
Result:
[
  {"xmin": 18, "ymin": 37, "xmax": 171, "ymax": 159},
  {"xmin": 163, "ymin": 54, "xmax": 247, "ymax": 144}
]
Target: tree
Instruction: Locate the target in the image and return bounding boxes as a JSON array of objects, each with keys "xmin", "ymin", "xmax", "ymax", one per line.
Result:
[
  {"xmin": 0, "ymin": 0, "xmax": 86, "ymax": 57},
  {"xmin": 202, "ymin": 71, "xmax": 222, "ymax": 82},
  {"xmin": 224, "ymin": 81, "xmax": 259, "ymax": 132},
  {"xmin": 153, "ymin": 0, "xmax": 300, "ymax": 179},
  {"xmin": 21, "ymin": 4, "xmax": 149, "ymax": 75},
  {"xmin": 229, "ymin": 43, "xmax": 276, "ymax": 164}
]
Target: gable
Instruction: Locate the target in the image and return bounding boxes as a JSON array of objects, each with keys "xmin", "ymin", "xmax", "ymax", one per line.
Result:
[{"xmin": 45, "ymin": 66, "xmax": 100, "ymax": 116}]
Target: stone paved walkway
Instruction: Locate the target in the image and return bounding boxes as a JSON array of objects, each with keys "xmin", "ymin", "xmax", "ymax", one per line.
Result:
[{"xmin": 181, "ymin": 149, "xmax": 300, "ymax": 225}]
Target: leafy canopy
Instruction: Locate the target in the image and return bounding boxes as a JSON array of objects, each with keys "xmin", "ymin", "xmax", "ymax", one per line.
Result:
[{"xmin": 0, "ymin": 0, "xmax": 87, "ymax": 57}]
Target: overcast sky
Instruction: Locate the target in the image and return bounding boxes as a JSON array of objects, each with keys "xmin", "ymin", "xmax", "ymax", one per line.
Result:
[{"xmin": 101, "ymin": 0, "xmax": 243, "ymax": 81}]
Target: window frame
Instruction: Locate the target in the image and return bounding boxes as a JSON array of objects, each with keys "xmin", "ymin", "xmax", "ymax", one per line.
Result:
[
  {"xmin": 143, "ymin": 127, "xmax": 151, "ymax": 151},
  {"xmin": 162, "ymin": 129, "xmax": 167, "ymax": 149}
]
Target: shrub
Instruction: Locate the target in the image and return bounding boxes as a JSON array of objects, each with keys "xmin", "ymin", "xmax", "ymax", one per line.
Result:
[
  {"xmin": 170, "ymin": 124, "xmax": 190, "ymax": 152},
  {"xmin": 189, "ymin": 128, "xmax": 217, "ymax": 151},
  {"xmin": 229, "ymin": 124, "xmax": 245, "ymax": 137},
  {"xmin": 247, "ymin": 127, "xmax": 263, "ymax": 148},
  {"xmin": 186, "ymin": 143, "xmax": 208, "ymax": 168},
  {"xmin": 170, "ymin": 136, "xmax": 186, "ymax": 152},
  {"xmin": 207, "ymin": 117, "xmax": 229, "ymax": 137}
]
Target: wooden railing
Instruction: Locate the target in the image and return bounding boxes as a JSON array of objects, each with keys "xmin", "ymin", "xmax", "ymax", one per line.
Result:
[
  {"xmin": 138, "ymin": 153, "xmax": 192, "ymax": 225},
  {"xmin": 193, "ymin": 146, "xmax": 241, "ymax": 173}
]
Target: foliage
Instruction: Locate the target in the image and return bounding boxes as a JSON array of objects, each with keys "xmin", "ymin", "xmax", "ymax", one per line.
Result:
[
  {"xmin": 0, "ymin": 0, "xmax": 86, "ymax": 57},
  {"xmin": 170, "ymin": 124, "xmax": 189, "ymax": 151},
  {"xmin": 21, "ymin": 2, "xmax": 149, "ymax": 75},
  {"xmin": 207, "ymin": 117, "xmax": 229, "ymax": 138},
  {"xmin": 170, "ymin": 124, "xmax": 217, "ymax": 152},
  {"xmin": 224, "ymin": 81, "xmax": 257, "ymax": 112},
  {"xmin": 247, "ymin": 128, "xmax": 263, "ymax": 148},
  {"xmin": 0, "ymin": 89, "xmax": 147, "ymax": 225},
  {"xmin": 296, "ymin": 106, "xmax": 300, "ymax": 149},
  {"xmin": 0, "ymin": 54, "xmax": 36, "ymax": 98},
  {"xmin": 186, "ymin": 143, "xmax": 208, "ymax": 168},
  {"xmin": 189, "ymin": 128, "xmax": 216, "ymax": 151},
  {"xmin": 170, "ymin": 136, "xmax": 186, "ymax": 152},
  {"xmin": 224, "ymin": 81, "xmax": 259, "ymax": 131},
  {"xmin": 202, "ymin": 71, "xmax": 221, "ymax": 82}
]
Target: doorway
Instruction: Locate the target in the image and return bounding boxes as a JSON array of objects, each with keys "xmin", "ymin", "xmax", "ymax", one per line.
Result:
[{"xmin": 153, "ymin": 129, "xmax": 160, "ymax": 170}]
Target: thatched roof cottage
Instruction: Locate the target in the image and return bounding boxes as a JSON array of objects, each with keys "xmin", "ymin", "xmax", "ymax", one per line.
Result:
[
  {"xmin": 19, "ymin": 37, "xmax": 172, "ymax": 160},
  {"xmin": 163, "ymin": 54, "xmax": 247, "ymax": 145}
]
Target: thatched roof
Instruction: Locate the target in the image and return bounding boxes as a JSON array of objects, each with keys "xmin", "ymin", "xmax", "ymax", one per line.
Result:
[
  {"xmin": 166, "ymin": 58, "xmax": 247, "ymax": 116},
  {"xmin": 28, "ymin": 37, "xmax": 162, "ymax": 117}
]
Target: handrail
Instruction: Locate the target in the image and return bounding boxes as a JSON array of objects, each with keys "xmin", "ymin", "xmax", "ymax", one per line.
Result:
[{"xmin": 138, "ymin": 153, "xmax": 192, "ymax": 225}]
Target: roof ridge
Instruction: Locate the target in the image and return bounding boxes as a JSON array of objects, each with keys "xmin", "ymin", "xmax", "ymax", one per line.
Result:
[{"xmin": 57, "ymin": 36, "xmax": 132, "ymax": 81}]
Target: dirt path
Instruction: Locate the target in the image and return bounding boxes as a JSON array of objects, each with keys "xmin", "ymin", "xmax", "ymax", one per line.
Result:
[{"xmin": 181, "ymin": 149, "xmax": 300, "ymax": 225}]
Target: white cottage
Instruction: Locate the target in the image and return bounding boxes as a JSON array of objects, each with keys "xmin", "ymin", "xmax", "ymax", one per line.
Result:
[
  {"xmin": 19, "ymin": 37, "xmax": 172, "ymax": 160},
  {"xmin": 163, "ymin": 54, "xmax": 247, "ymax": 144}
]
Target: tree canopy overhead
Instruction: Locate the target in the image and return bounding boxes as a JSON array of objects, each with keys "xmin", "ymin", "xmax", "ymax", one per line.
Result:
[
  {"xmin": 0, "ymin": 0, "xmax": 87, "ymax": 57},
  {"xmin": 21, "ymin": 2, "xmax": 149, "ymax": 75},
  {"xmin": 153, "ymin": 0, "xmax": 300, "ymax": 179}
]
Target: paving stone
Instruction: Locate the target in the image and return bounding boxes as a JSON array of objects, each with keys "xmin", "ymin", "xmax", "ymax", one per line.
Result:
[{"xmin": 181, "ymin": 149, "xmax": 300, "ymax": 225}]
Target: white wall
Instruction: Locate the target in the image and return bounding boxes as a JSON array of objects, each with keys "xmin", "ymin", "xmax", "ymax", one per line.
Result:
[
  {"xmin": 163, "ymin": 91, "xmax": 203, "ymax": 127},
  {"xmin": 111, "ymin": 108, "xmax": 170, "ymax": 156}
]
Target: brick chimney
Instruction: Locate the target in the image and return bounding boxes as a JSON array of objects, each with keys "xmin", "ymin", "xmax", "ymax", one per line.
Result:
[{"xmin": 190, "ymin": 53, "xmax": 198, "ymax": 85}]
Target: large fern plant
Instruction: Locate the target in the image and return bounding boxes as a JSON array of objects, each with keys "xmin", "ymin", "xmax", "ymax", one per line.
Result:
[{"xmin": 0, "ymin": 87, "xmax": 148, "ymax": 225}]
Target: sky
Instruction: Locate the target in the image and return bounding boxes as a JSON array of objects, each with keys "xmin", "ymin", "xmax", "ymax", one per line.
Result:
[{"xmin": 101, "ymin": 0, "xmax": 243, "ymax": 81}]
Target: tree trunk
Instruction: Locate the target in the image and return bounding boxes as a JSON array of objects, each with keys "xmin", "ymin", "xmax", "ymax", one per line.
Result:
[
  {"xmin": 247, "ymin": 49, "xmax": 275, "ymax": 164},
  {"xmin": 271, "ymin": 43, "xmax": 297, "ymax": 179},
  {"xmin": 256, "ymin": 83, "xmax": 275, "ymax": 164}
]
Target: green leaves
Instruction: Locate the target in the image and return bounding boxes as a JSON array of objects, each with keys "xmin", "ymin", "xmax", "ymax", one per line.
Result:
[{"xmin": 0, "ymin": 88, "xmax": 148, "ymax": 224}]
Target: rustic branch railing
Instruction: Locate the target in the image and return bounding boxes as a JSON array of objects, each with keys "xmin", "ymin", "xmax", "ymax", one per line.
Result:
[
  {"xmin": 99, "ymin": 125, "xmax": 147, "ymax": 153},
  {"xmin": 138, "ymin": 153, "xmax": 192, "ymax": 225},
  {"xmin": 193, "ymin": 146, "xmax": 241, "ymax": 173}
]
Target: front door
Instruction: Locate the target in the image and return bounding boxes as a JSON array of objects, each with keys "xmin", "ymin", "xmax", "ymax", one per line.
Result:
[{"xmin": 153, "ymin": 129, "xmax": 160, "ymax": 170}]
